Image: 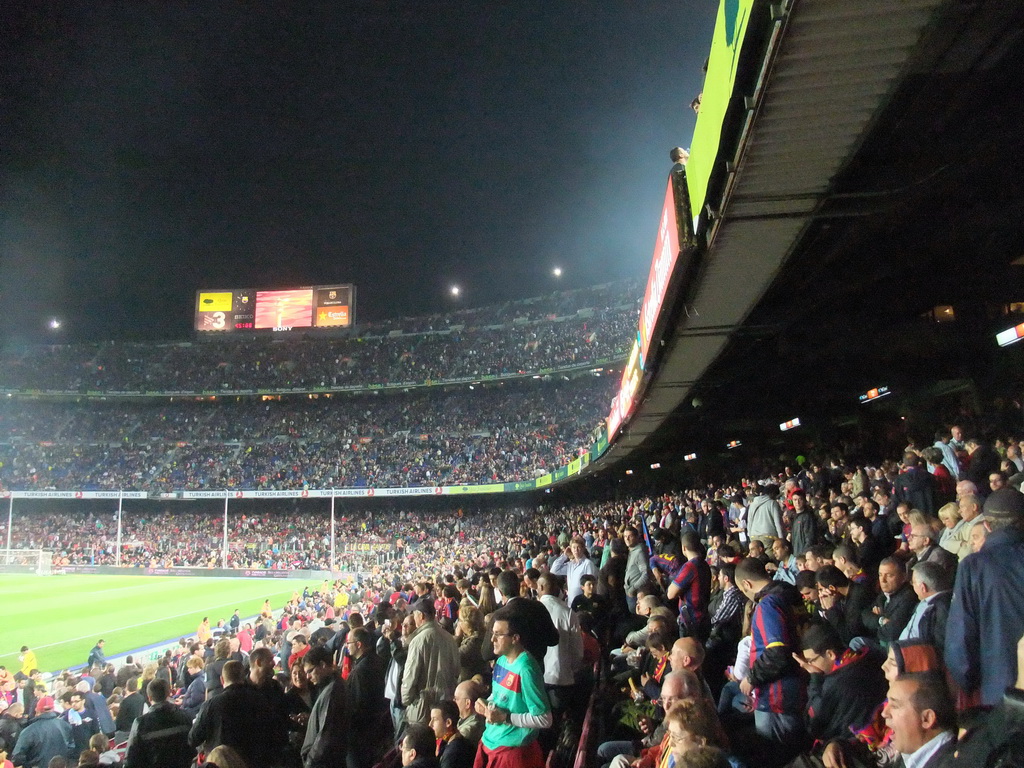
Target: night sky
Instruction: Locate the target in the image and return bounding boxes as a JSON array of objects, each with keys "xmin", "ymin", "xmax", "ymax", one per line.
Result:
[{"xmin": 0, "ymin": 2, "xmax": 716, "ymax": 345}]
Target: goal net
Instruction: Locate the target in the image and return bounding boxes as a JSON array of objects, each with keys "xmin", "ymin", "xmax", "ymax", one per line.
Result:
[{"xmin": 0, "ymin": 549, "xmax": 53, "ymax": 575}]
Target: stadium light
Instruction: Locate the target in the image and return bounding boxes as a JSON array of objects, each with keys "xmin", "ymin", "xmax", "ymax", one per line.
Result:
[
  {"xmin": 996, "ymin": 322, "xmax": 1024, "ymax": 347},
  {"xmin": 779, "ymin": 418, "xmax": 801, "ymax": 431},
  {"xmin": 450, "ymin": 285, "xmax": 461, "ymax": 297},
  {"xmin": 552, "ymin": 267, "xmax": 563, "ymax": 277},
  {"xmin": 48, "ymin": 318, "xmax": 61, "ymax": 330}
]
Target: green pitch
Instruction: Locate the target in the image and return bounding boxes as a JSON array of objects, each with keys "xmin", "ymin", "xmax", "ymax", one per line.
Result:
[{"xmin": 0, "ymin": 574, "xmax": 314, "ymax": 674}]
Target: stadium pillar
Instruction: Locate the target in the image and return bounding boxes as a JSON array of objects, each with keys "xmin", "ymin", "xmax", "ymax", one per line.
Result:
[
  {"xmin": 115, "ymin": 492, "xmax": 123, "ymax": 567},
  {"xmin": 5, "ymin": 495, "xmax": 12, "ymax": 559},
  {"xmin": 330, "ymin": 493, "xmax": 336, "ymax": 572},
  {"xmin": 222, "ymin": 492, "xmax": 229, "ymax": 569}
]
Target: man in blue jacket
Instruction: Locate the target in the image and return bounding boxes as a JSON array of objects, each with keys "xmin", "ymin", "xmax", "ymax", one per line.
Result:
[
  {"xmin": 11, "ymin": 697, "xmax": 72, "ymax": 768},
  {"xmin": 946, "ymin": 488, "xmax": 1024, "ymax": 705}
]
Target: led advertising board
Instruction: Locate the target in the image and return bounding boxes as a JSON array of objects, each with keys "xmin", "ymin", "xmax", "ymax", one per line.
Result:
[
  {"xmin": 196, "ymin": 284, "xmax": 354, "ymax": 333},
  {"xmin": 858, "ymin": 386, "xmax": 891, "ymax": 404}
]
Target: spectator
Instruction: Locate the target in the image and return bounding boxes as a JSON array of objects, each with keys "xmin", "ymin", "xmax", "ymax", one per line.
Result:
[
  {"xmin": 401, "ymin": 600, "xmax": 461, "ymax": 727},
  {"xmin": 178, "ymin": 658, "xmax": 207, "ymax": 718},
  {"xmin": 399, "ymin": 723, "xmax": 440, "ymax": 768},
  {"xmin": 301, "ymin": 647, "xmax": 348, "ymax": 768},
  {"xmin": 900, "ymin": 561, "xmax": 953, "ymax": 652},
  {"xmin": 945, "ymin": 488, "xmax": 1024, "ymax": 705},
  {"xmin": 11, "ymin": 697, "xmax": 72, "ymax": 768},
  {"xmin": 188, "ymin": 660, "xmax": 278, "ymax": 768},
  {"xmin": 745, "ymin": 485, "xmax": 785, "ymax": 546},
  {"xmin": 952, "ymin": 493, "xmax": 985, "ymax": 560},
  {"xmin": 905, "ymin": 518, "xmax": 957, "ymax": 575},
  {"xmin": 475, "ymin": 610, "xmax": 551, "ymax": 768},
  {"xmin": 452, "ymin": 681, "xmax": 484, "ymax": 746},
  {"xmin": 666, "ymin": 533, "xmax": 711, "ymax": 642},
  {"xmin": 535, "ymin": 573, "xmax": 583, "ymax": 716},
  {"xmin": 549, "ymin": 536, "xmax": 599, "ymax": 607},
  {"xmin": 881, "ymin": 672, "xmax": 956, "ymax": 767},
  {"xmin": 894, "ymin": 453, "xmax": 936, "ymax": 517},
  {"xmin": 815, "ymin": 565, "xmax": 871, "ymax": 645},
  {"xmin": 344, "ymin": 627, "xmax": 391, "ymax": 768},
  {"xmin": 623, "ymin": 527, "xmax": 652, "ymax": 613},
  {"xmin": 734, "ymin": 558, "xmax": 806, "ymax": 747},
  {"xmin": 87, "ymin": 734, "xmax": 119, "ymax": 766},
  {"xmin": 123, "ymin": 678, "xmax": 194, "ymax": 768},
  {"xmin": 429, "ymin": 701, "xmax": 474, "ymax": 768},
  {"xmin": 793, "ymin": 624, "xmax": 887, "ymax": 743},
  {"xmin": 861, "ymin": 557, "xmax": 918, "ymax": 646},
  {"xmin": 114, "ymin": 677, "xmax": 144, "ymax": 742},
  {"xmin": 63, "ymin": 691, "xmax": 100, "ymax": 761}
]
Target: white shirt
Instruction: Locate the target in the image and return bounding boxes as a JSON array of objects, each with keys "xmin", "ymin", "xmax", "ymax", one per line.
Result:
[
  {"xmin": 538, "ymin": 594, "xmax": 583, "ymax": 686},
  {"xmin": 901, "ymin": 730, "xmax": 952, "ymax": 768},
  {"xmin": 900, "ymin": 591, "xmax": 948, "ymax": 642},
  {"xmin": 549, "ymin": 553, "xmax": 599, "ymax": 606}
]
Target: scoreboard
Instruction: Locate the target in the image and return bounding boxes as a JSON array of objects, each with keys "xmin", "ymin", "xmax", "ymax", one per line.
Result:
[{"xmin": 195, "ymin": 285, "xmax": 355, "ymax": 333}]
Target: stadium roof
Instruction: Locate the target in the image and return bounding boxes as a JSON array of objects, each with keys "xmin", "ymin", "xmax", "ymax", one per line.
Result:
[{"xmin": 592, "ymin": 0, "xmax": 1024, "ymax": 470}]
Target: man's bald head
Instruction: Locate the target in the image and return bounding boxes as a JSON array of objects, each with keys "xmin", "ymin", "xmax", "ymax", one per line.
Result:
[
  {"xmin": 453, "ymin": 679, "xmax": 482, "ymax": 718},
  {"xmin": 669, "ymin": 637, "xmax": 705, "ymax": 673},
  {"xmin": 661, "ymin": 669, "xmax": 702, "ymax": 703}
]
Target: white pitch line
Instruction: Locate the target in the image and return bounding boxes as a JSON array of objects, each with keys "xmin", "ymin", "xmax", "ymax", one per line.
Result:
[{"xmin": 5, "ymin": 594, "xmax": 259, "ymax": 655}]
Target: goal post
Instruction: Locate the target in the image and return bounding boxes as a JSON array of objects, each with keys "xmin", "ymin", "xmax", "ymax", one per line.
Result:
[{"xmin": 0, "ymin": 549, "xmax": 53, "ymax": 575}]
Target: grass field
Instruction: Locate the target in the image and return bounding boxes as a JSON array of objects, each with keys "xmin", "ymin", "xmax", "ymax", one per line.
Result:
[{"xmin": 0, "ymin": 574, "xmax": 319, "ymax": 674}]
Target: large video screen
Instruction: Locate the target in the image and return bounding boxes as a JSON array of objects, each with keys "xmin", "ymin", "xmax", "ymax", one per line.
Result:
[{"xmin": 195, "ymin": 284, "xmax": 354, "ymax": 333}]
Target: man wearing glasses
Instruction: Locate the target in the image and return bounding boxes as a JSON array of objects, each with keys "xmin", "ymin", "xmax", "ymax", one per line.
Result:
[
  {"xmin": 474, "ymin": 610, "xmax": 551, "ymax": 768},
  {"xmin": 792, "ymin": 623, "xmax": 887, "ymax": 745}
]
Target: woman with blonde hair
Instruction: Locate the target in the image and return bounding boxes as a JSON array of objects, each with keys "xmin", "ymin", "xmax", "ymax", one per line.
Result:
[
  {"xmin": 205, "ymin": 744, "xmax": 250, "ymax": 768},
  {"xmin": 936, "ymin": 501, "xmax": 965, "ymax": 555},
  {"xmin": 476, "ymin": 582, "xmax": 497, "ymax": 617},
  {"xmin": 455, "ymin": 604, "xmax": 489, "ymax": 683}
]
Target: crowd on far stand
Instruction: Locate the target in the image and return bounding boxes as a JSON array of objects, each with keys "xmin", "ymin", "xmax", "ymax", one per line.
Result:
[{"xmin": 2, "ymin": 426, "xmax": 1024, "ymax": 768}]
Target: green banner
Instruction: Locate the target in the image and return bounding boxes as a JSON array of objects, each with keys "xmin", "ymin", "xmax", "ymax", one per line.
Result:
[{"xmin": 686, "ymin": 0, "xmax": 758, "ymax": 222}]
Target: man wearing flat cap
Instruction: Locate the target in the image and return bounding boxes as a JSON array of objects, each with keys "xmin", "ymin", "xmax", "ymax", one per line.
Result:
[
  {"xmin": 946, "ymin": 488, "xmax": 1024, "ymax": 705},
  {"xmin": 401, "ymin": 599, "xmax": 460, "ymax": 729}
]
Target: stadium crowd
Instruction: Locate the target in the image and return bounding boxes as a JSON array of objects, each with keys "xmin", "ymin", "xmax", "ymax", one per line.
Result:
[
  {"xmin": 2, "ymin": 427, "xmax": 1024, "ymax": 768},
  {"xmin": 0, "ymin": 282, "xmax": 638, "ymax": 395},
  {"xmin": 0, "ymin": 377, "xmax": 613, "ymax": 491}
]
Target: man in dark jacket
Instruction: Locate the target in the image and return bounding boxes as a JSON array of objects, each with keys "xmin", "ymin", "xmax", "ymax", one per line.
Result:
[
  {"xmin": 481, "ymin": 571, "xmax": 558, "ymax": 666},
  {"xmin": 790, "ymin": 491, "xmax": 820, "ymax": 565},
  {"xmin": 301, "ymin": 646, "xmax": 349, "ymax": 768},
  {"xmin": 901, "ymin": 561, "xmax": 953, "ymax": 653},
  {"xmin": 247, "ymin": 646, "xmax": 290, "ymax": 766},
  {"xmin": 124, "ymin": 679, "xmax": 194, "ymax": 768},
  {"xmin": 345, "ymin": 628, "xmax": 392, "ymax": 768},
  {"xmin": 430, "ymin": 701, "xmax": 475, "ymax": 768},
  {"xmin": 115, "ymin": 676, "xmax": 146, "ymax": 741},
  {"xmin": 795, "ymin": 624, "xmax": 887, "ymax": 742},
  {"xmin": 861, "ymin": 557, "xmax": 918, "ymax": 645},
  {"xmin": 63, "ymin": 691, "xmax": 100, "ymax": 761},
  {"xmin": 188, "ymin": 660, "xmax": 278, "ymax": 768},
  {"xmin": 816, "ymin": 566, "xmax": 873, "ymax": 645},
  {"xmin": 894, "ymin": 453, "xmax": 935, "ymax": 517},
  {"xmin": 400, "ymin": 723, "xmax": 441, "ymax": 768},
  {"xmin": 11, "ymin": 698, "xmax": 72, "ymax": 768}
]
